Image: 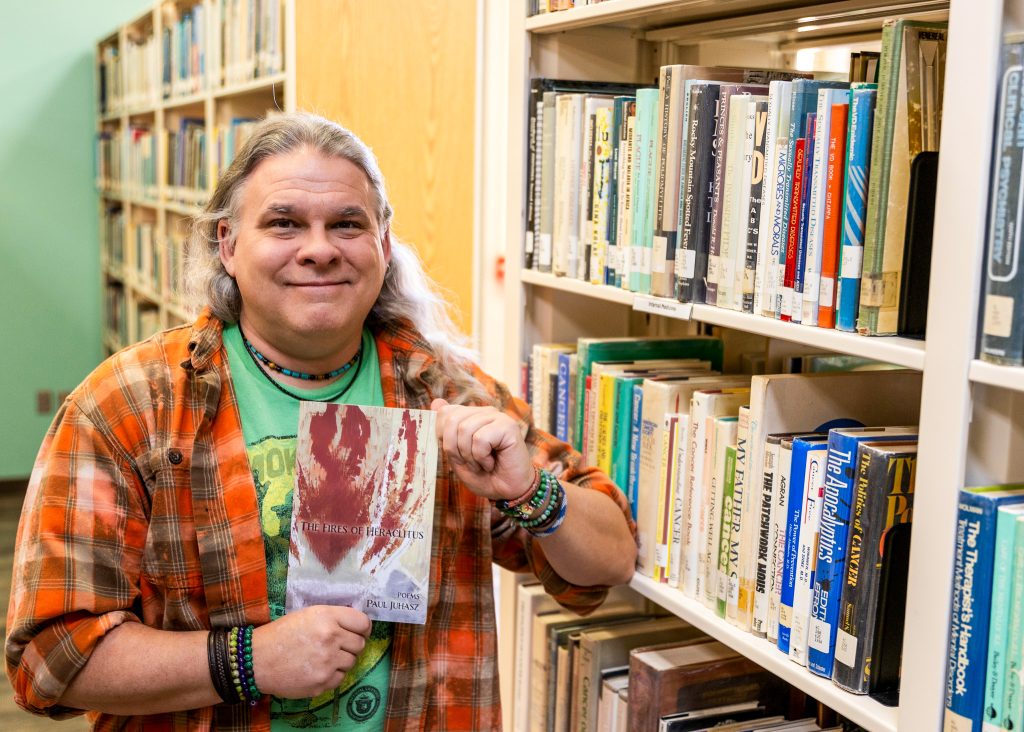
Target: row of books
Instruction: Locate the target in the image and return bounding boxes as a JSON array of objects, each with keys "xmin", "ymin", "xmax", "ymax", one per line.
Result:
[
  {"xmin": 165, "ymin": 231, "xmax": 187, "ymax": 304},
  {"xmin": 525, "ymin": 337, "xmax": 923, "ymax": 702},
  {"xmin": 104, "ymin": 283, "xmax": 127, "ymax": 346},
  {"xmin": 514, "ymin": 581, "xmax": 846, "ymax": 732},
  {"xmin": 131, "ymin": 221, "xmax": 161, "ymax": 295},
  {"xmin": 166, "ymin": 118, "xmax": 208, "ymax": 196},
  {"xmin": 127, "ymin": 125, "xmax": 158, "ymax": 198},
  {"xmin": 523, "ymin": 19, "xmax": 947, "ymax": 337},
  {"xmin": 981, "ymin": 36, "xmax": 1024, "ymax": 367},
  {"xmin": 213, "ymin": 117, "xmax": 260, "ymax": 179},
  {"xmin": 99, "ymin": 0, "xmax": 284, "ymax": 114},
  {"xmin": 943, "ymin": 483, "xmax": 1024, "ymax": 732},
  {"xmin": 137, "ymin": 305, "xmax": 162, "ymax": 341},
  {"xmin": 96, "ymin": 131, "xmax": 122, "ymax": 190}
]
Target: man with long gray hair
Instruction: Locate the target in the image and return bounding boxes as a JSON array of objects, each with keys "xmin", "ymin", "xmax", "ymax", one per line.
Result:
[{"xmin": 6, "ymin": 112, "xmax": 636, "ymax": 730}]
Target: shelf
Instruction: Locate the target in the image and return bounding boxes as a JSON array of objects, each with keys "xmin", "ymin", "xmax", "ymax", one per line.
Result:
[
  {"xmin": 166, "ymin": 301, "xmax": 191, "ymax": 323},
  {"xmin": 163, "ymin": 90, "xmax": 207, "ymax": 110},
  {"xmin": 131, "ymin": 280, "xmax": 162, "ymax": 305},
  {"xmin": 103, "ymin": 331, "xmax": 124, "ymax": 353},
  {"xmin": 969, "ymin": 359, "xmax": 1024, "ymax": 393},
  {"xmin": 629, "ymin": 574, "xmax": 897, "ymax": 732},
  {"xmin": 521, "ymin": 270, "xmax": 926, "ymax": 369},
  {"xmin": 215, "ymin": 73, "xmax": 287, "ymax": 100},
  {"xmin": 526, "ymin": 0, "xmax": 947, "ymax": 41},
  {"xmin": 163, "ymin": 199, "xmax": 202, "ymax": 217}
]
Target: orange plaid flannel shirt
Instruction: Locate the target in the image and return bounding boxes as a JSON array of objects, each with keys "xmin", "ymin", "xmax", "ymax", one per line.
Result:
[{"xmin": 5, "ymin": 309, "xmax": 635, "ymax": 730}]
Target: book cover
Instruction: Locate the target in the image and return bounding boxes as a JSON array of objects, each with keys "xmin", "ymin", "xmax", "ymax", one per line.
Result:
[
  {"xmin": 631, "ymin": 88, "xmax": 661, "ymax": 294},
  {"xmin": 757, "ymin": 80, "xmax": 794, "ymax": 317},
  {"xmin": 780, "ymin": 136, "xmax": 807, "ymax": 321},
  {"xmin": 590, "ymin": 105, "xmax": 615, "ymax": 284},
  {"xmin": 617, "ymin": 102, "xmax": 639, "ymax": 289},
  {"xmin": 742, "ymin": 99, "xmax": 770, "ymax": 313},
  {"xmin": 554, "ymin": 93, "xmax": 585, "ymax": 276},
  {"xmin": 728, "ymin": 405, "xmax": 752, "ymax": 627},
  {"xmin": 807, "ymin": 427, "xmax": 918, "ymax": 678},
  {"xmin": 287, "ymin": 403, "xmax": 438, "ymax": 625},
  {"xmin": 945, "ymin": 485, "xmax": 1024, "ymax": 732},
  {"xmin": 514, "ymin": 582, "xmax": 561, "ymax": 732},
  {"xmin": 791, "ymin": 113, "xmax": 817, "ymax": 325},
  {"xmin": 704, "ymin": 417, "xmax": 738, "ymax": 611},
  {"xmin": 832, "ymin": 440, "xmax": 918, "ymax": 694},
  {"xmin": 716, "ymin": 445, "xmax": 738, "ymax": 617},
  {"xmin": 981, "ymin": 38, "xmax": 1024, "ymax": 365},
  {"xmin": 608, "ymin": 96, "xmax": 635, "ymax": 285},
  {"xmin": 657, "ymin": 413, "xmax": 689, "ymax": 584},
  {"xmin": 858, "ymin": 20, "xmax": 947, "ymax": 335}
]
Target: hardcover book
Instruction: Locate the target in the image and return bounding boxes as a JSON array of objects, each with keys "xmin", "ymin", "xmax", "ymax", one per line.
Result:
[{"xmin": 286, "ymin": 403, "xmax": 438, "ymax": 625}]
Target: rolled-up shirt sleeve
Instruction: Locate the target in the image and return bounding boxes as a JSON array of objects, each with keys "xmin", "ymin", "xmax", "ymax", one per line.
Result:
[{"xmin": 5, "ymin": 398, "xmax": 148, "ymax": 717}]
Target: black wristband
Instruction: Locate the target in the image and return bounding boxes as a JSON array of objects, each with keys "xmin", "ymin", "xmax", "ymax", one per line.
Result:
[{"xmin": 207, "ymin": 628, "xmax": 241, "ymax": 704}]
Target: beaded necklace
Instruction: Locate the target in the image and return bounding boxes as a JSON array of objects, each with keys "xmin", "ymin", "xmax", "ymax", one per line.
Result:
[
  {"xmin": 241, "ymin": 326, "xmax": 361, "ymax": 381},
  {"xmin": 238, "ymin": 325, "xmax": 364, "ymax": 403}
]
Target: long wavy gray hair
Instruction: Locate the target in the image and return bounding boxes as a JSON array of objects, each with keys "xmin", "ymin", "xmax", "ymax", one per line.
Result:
[{"xmin": 184, "ymin": 112, "xmax": 486, "ymax": 403}]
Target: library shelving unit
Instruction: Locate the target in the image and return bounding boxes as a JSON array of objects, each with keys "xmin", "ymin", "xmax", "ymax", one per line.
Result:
[
  {"xmin": 484, "ymin": 0, "xmax": 1020, "ymax": 730},
  {"xmin": 96, "ymin": 0, "xmax": 294, "ymax": 353}
]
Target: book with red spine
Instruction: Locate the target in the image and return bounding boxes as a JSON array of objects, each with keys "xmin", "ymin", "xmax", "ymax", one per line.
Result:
[
  {"xmin": 817, "ymin": 102, "xmax": 850, "ymax": 329},
  {"xmin": 780, "ymin": 137, "xmax": 806, "ymax": 322}
]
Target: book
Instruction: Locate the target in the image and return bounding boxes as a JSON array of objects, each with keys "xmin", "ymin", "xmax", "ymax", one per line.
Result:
[
  {"xmin": 514, "ymin": 582, "xmax": 561, "ymax": 732},
  {"xmin": 286, "ymin": 404, "xmax": 438, "ymax": 624},
  {"xmin": 705, "ymin": 417, "xmax": 737, "ymax": 612},
  {"xmin": 777, "ymin": 434, "xmax": 828, "ymax": 655},
  {"xmin": 789, "ymin": 438, "xmax": 829, "ymax": 666},
  {"xmin": 741, "ymin": 99, "xmax": 770, "ymax": 313},
  {"xmin": 599, "ymin": 670, "xmax": 630, "ymax": 732},
  {"xmin": 945, "ymin": 485, "xmax": 1024, "ymax": 732},
  {"xmin": 868, "ymin": 520, "xmax": 912, "ymax": 706},
  {"xmin": 858, "ymin": 20, "xmax": 947, "ymax": 335},
  {"xmin": 816, "ymin": 101, "xmax": 850, "ymax": 329},
  {"xmin": 807, "ymin": 427, "xmax": 918, "ymax": 678},
  {"xmin": 656, "ymin": 703, "xmax": 767, "ymax": 732},
  {"xmin": 981, "ymin": 504, "xmax": 1024, "ymax": 732},
  {"xmin": 716, "ymin": 445, "xmax": 738, "ymax": 617},
  {"xmin": 656, "ymin": 412, "xmax": 688, "ymax": 584},
  {"xmin": 627, "ymin": 640, "xmax": 786, "ymax": 732},
  {"xmin": 896, "ymin": 150, "xmax": 939, "ymax": 339},
  {"xmin": 631, "ymin": 88, "xmax": 661, "ymax": 293},
  {"xmin": 832, "ymin": 440, "xmax": 918, "ymax": 693},
  {"xmin": 758, "ymin": 81, "xmax": 794, "ymax": 317},
  {"xmin": 727, "ymin": 406, "xmax": 752, "ymax": 627},
  {"xmin": 981, "ymin": 36, "xmax": 1024, "ymax": 364},
  {"xmin": 835, "ymin": 84, "xmax": 878, "ymax": 332}
]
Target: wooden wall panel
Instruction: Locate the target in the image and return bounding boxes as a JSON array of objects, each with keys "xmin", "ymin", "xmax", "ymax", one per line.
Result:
[{"xmin": 295, "ymin": 0, "xmax": 477, "ymax": 333}]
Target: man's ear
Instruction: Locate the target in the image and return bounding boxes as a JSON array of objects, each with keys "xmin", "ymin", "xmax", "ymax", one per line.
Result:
[{"xmin": 217, "ymin": 220, "xmax": 236, "ymax": 277}]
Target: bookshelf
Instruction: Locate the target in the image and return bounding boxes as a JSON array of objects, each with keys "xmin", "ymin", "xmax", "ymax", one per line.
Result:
[{"xmin": 482, "ymin": 0, "xmax": 1019, "ymax": 730}]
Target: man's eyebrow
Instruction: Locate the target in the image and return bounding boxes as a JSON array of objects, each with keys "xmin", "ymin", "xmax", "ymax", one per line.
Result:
[
  {"xmin": 262, "ymin": 203, "xmax": 296, "ymax": 215},
  {"xmin": 335, "ymin": 205, "xmax": 370, "ymax": 219}
]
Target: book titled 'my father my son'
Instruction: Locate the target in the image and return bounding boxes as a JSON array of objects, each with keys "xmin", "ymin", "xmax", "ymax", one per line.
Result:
[{"xmin": 286, "ymin": 403, "xmax": 438, "ymax": 625}]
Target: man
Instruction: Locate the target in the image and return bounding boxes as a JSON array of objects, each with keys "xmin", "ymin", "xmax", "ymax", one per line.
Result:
[{"xmin": 6, "ymin": 113, "xmax": 636, "ymax": 730}]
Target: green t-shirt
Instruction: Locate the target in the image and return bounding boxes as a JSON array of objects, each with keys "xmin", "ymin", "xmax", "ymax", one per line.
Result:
[{"xmin": 224, "ymin": 324, "xmax": 391, "ymax": 730}]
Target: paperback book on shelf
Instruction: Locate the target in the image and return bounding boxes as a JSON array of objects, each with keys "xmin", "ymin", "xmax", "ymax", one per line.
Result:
[{"xmin": 286, "ymin": 403, "xmax": 438, "ymax": 624}]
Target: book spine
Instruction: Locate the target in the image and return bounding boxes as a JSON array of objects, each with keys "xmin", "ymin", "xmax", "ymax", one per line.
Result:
[
  {"xmin": 833, "ymin": 445, "xmax": 917, "ymax": 693},
  {"xmin": 715, "ymin": 95, "xmax": 746, "ymax": 310},
  {"xmin": 673, "ymin": 81, "xmax": 697, "ymax": 295},
  {"xmin": 652, "ymin": 67, "xmax": 680, "ymax": 298},
  {"xmin": 590, "ymin": 106, "xmax": 614, "ymax": 285},
  {"xmin": 791, "ymin": 114, "xmax": 817, "ymax": 325},
  {"xmin": 817, "ymin": 101, "xmax": 850, "ymax": 329},
  {"xmin": 706, "ymin": 88, "xmax": 735, "ymax": 305},
  {"xmin": 981, "ymin": 41, "xmax": 1024, "ymax": 365},
  {"xmin": 676, "ymin": 86, "xmax": 707, "ymax": 302},
  {"xmin": 778, "ymin": 440, "xmax": 811, "ymax": 654},
  {"xmin": 1000, "ymin": 517, "xmax": 1024, "ymax": 731},
  {"xmin": 539, "ymin": 94, "xmax": 557, "ymax": 272},
  {"xmin": 612, "ymin": 377, "xmax": 639, "ymax": 491},
  {"xmin": 807, "ymin": 434, "xmax": 859, "ymax": 677},
  {"xmin": 556, "ymin": 353, "xmax": 571, "ymax": 442},
  {"xmin": 790, "ymin": 447, "xmax": 828, "ymax": 666},
  {"xmin": 683, "ymin": 410, "xmax": 708, "ymax": 599},
  {"xmin": 596, "ymin": 373, "xmax": 616, "ymax": 475},
  {"xmin": 836, "ymin": 87, "xmax": 878, "ymax": 331},
  {"xmin": 857, "ymin": 20, "xmax": 902, "ymax": 334},
  {"xmin": 803, "ymin": 91, "xmax": 840, "ymax": 325},
  {"xmin": 982, "ymin": 507, "xmax": 1024, "ymax": 732},
  {"xmin": 617, "ymin": 104, "xmax": 637, "ymax": 288},
  {"xmin": 780, "ymin": 138, "xmax": 806, "ymax": 321},
  {"xmin": 668, "ymin": 413, "xmax": 692, "ymax": 588},
  {"xmin": 754, "ymin": 83, "xmax": 781, "ymax": 316},
  {"xmin": 729, "ymin": 405, "xmax": 751, "ymax": 627},
  {"xmin": 703, "ymin": 418, "xmax": 738, "ymax": 609},
  {"xmin": 607, "ymin": 98, "xmax": 626, "ymax": 285},
  {"xmin": 752, "ymin": 437, "xmax": 779, "ymax": 636},
  {"xmin": 525, "ymin": 81, "xmax": 541, "ymax": 269},
  {"xmin": 717, "ymin": 445, "xmax": 738, "ymax": 616},
  {"xmin": 743, "ymin": 100, "xmax": 769, "ymax": 313},
  {"xmin": 656, "ymin": 413, "xmax": 682, "ymax": 582},
  {"xmin": 580, "ymin": 108, "xmax": 597, "ymax": 281},
  {"xmin": 767, "ymin": 437, "xmax": 795, "ymax": 642},
  {"xmin": 628, "ymin": 383, "xmax": 644, "ymax": 520}
]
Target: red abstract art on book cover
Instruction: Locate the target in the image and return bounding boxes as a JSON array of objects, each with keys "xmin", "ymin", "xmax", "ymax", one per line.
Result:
[{"xmin": 286, "ymin": 403, "xmax": 438, "ymax": 624}]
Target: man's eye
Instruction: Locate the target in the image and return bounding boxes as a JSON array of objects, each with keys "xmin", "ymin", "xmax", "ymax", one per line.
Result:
[
  {"xmin": 270, "ymin": 219, "xmax": 295, "ymax": 229},
  {"xmin": 333, "ymin": 220, "xmax": 359, "ymax": 229}
]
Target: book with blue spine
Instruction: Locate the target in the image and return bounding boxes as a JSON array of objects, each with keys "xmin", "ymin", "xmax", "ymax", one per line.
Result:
[
  {"xmin": 982, "ymin": 503, "xmax": 1024, "ymax": 732},
  {"xmin": 836, "ymin": 84, "xmax": 878, "ymax": 332},
  {"xmin": 628, "ymin": 383, "xmax": 644, "ymax": 520},
  {"xmin": 777, "ymin": 433, "xmax": 828, "ymax": 654},
  {"xmin": 807, "ymin": 426, "xmax": 917, "ymax": 678},
  {"xmin": 945, "ymin": 485, "xmax": 1024, "ymax": 732},
  {"xmin": 555, "ymin": 352, "xmax": 573, "ymax": 443},
  {"xmin": 789, "ymin": 440, "xmax": 829, "ymax": 666}
]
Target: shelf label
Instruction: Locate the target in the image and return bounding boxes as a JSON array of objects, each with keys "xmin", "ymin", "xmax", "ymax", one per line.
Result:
[{"xmin": 633, "ymin": 296, "xmax": 692, "ymax": 320}]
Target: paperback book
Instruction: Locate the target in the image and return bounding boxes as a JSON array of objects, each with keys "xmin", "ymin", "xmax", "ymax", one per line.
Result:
[{"xmin": 286, "ymin": 403, "xmax": 438, "ymax": 624}]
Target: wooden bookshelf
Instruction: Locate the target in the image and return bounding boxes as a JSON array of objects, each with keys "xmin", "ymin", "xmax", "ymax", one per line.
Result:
[{"xmin": 479, "ymin": 0, "xmax": 1024, "ymax": 730}]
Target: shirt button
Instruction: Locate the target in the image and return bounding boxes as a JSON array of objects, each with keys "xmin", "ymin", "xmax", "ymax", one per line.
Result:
[{"xmin": 168, "ymin": 449, "xmax": 184, "ymax": 465}]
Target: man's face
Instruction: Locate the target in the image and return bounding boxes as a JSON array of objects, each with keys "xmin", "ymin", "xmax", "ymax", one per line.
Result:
[{"xmin": 219, "ymin": 148, "xmax": 390, "ymax": 359}]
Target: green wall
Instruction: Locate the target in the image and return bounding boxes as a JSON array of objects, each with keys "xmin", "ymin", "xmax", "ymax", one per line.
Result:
[{"xmin": 0, "ymin": 1, "xmax": 153, "ymax": 479}]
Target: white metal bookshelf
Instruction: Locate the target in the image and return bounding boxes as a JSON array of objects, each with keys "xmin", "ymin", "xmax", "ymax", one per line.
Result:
[{"xmin": 479, "ymin": 0, "xmax": 1024, "ymax": 730}]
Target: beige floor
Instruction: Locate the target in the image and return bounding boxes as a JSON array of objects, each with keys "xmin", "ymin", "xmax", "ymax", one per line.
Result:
[{"xmin": 0, "ymin": 488, "xmax": 89, "ymax": 731}]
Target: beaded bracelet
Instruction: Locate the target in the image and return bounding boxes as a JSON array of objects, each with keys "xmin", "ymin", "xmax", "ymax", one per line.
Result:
[
  {"xmin": 500, "ymin": 469, "xmax": 554, "ymax": 522},
  {"xmin": 228, "ymin": 625, "xmax": 262, "ymax": 706},
  {"xmin": 501, "ymin": 468, "xmax": 541, "ymax": 509},
  {"xmin": 528, "ymin": 490, "xmax": 568, "ymax": 537},
  {"xmin": 520, "ymin": 480, "xmax": 564, "ymax": 529}
]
